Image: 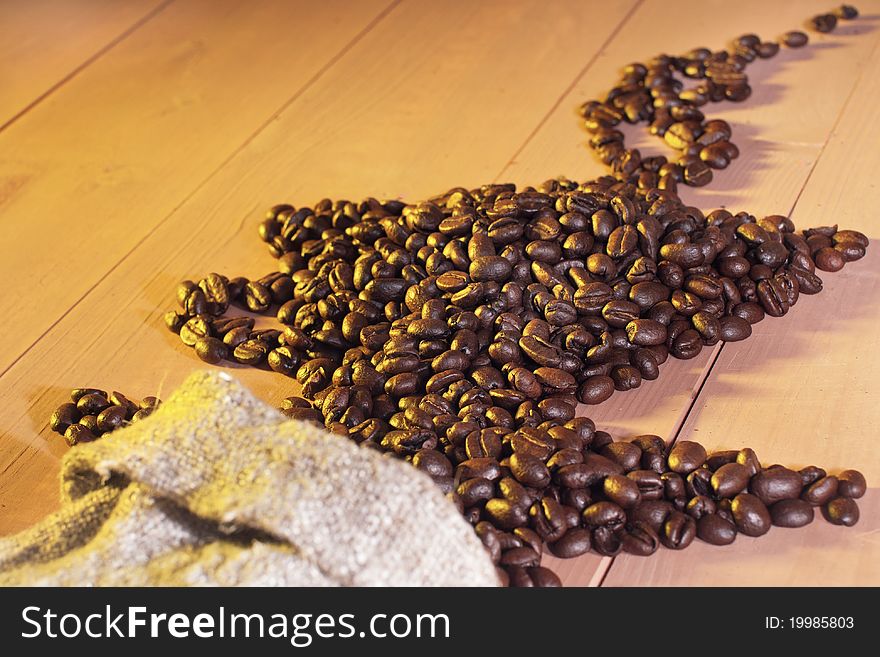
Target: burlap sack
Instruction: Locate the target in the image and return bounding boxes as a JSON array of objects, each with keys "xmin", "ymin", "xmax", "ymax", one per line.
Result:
[{"xmin": 0, "ymin": 371, "xmax": 498, "ymax": 586}]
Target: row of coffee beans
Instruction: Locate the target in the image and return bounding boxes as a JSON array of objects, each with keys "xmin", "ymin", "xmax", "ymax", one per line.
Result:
[
  {"xmin": 579, "ymin": 5, "xmax": 858, "ymax": 191},
  {"xmin": 49, "ymin": 389, "xmax": 161, "ymax": 446}
]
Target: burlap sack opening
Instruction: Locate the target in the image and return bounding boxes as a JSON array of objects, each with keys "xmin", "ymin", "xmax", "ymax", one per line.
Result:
[{"xmin": 0, "ymin": 371, "xmax": 498, "ymax": 586}]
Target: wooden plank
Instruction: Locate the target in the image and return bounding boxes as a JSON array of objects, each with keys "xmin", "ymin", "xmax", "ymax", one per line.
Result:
[
  {"xmin": 0, "ymin": 0, "xmax": 639, "ymax": 534},
  {"xmin": 0, "ymin": 0, "xmax": 395, "ymax": 379},
  {"xmin": 603, "ymin": 26, "xmax": 880, "ymax": 587},
  {"xmin": 504, "ymin": 0, "xmax": 880, "ymax": 585},
  {"xmin": 0, "ymin": 0, "xmax": 168, "ymax": 129}
]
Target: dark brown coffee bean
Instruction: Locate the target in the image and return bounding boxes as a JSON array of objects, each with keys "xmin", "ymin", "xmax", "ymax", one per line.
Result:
[
  {"xmin": 626, "ymin": 319, "xmax": 667, "ymax": 346},
  {"xmin": 578, "ymin": 375, "xmax": 615, "ymax": 406},
  {"xmin": 711, "ymin": 462, "xmax": 751, "ymax": 498},
  {"xmin": 548, "ymin": 528, "xmax": 592, "ymax": 559},
  {"xmin": 621, "ymin": 521, "xmax": 660, "ymax": 556},
  {"xmin": 64, "ymin": 423, "xmax": 97, "ymax": 446},
  {"xmin": 583, "ymin": 501, "xmax": 626, "ymax": 530},
  {"xmin": 802, "ymin": 476, "xmax": 839, "ymax": 506},
  {"xmin": 782, "ymin": 30, "xmax": 808, "ymax": 47},
  {"xmin": 750, "ymin": 466, "xmax": 803, "ymax": 505},
  {"xmin": 77, "ymin": 393, "xmax": 110, "ymax": 416},
  {"xmin": 604, "ymin": 474, "xmax": 642, "ymax": 508},
  {"xmin": 668, "ymin": 441, "xmax": 707, "ymax": 474},
  {"xmin": 96, "ymin": 406, "xmax": 127, "ymax": 433},
  {"xmin": 194, "ymin": 336, "xmax": 228, "ymax": 364},
  {"xmin": 822, "ymin": 497, "xmax": 860, "ymax": 526},
  {"xmin": 660, "ymin": 511, "xmax": 696, "ymax": 549},
  {"xmin": 732, "ymin": 493, "xmax": 771, "ymax": 537},
  {"xmin": 837, "ymin": 469, "xmax": 867, "ymax": 498},
  {"xmin": 770, "ymin": 499, "xmax": 815, "ymax": 528},
  {"xmin": 719, "ymin": 315, "xmax": 751, "ymax": 341},
  {"xmin": 810, "ymin": 13, "xmax": 838, "ymax": 33},
  {"xmin": 50, "ymin": 403, "xmax": 80, "ymax": 434},
  {"xmin": 697, "ymin": 513, "xmax": 737, "ymax": 545}
]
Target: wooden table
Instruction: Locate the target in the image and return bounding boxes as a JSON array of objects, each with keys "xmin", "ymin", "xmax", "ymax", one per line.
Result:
[{"xmin": 1, "ymin": 0, "xmax": 878, "ymax": 586}]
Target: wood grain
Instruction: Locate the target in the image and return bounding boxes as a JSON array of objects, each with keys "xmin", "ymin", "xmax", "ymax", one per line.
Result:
[
  {"xmin": 0, "ymin": 0, "xmax": 395, "ymax": 378},
  {"xmin": 0, "ymin": 0, "xmax": 167, "ymax": 129},
  {"xmin": 0, "ymin": 0, "xmax": 638, "ymax": 534}
]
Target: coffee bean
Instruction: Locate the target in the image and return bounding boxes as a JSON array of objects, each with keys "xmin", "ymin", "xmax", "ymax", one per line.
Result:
[
  {"xmin": 711, "ymin": 463, "xmax": 751, "ymax": 498},
  {"xmin": 782, "ymin": 30, "xmax": 808, "ymax": 47},
  {"xmin": 732, "ymin": 493, "xmax": 771, "ymax": 536},
  {"xmin": 770, "ymin": 499, "xmax": 815, "ymax": 528},
  {"xmin": 548, "ymin": 528, "xmax": 592, "ymax": 558},
  {"xmin": 64, "ymin": 424, "xmax": 96, "ymax": 447},
  {"xmin": 697, "ymin": 513, "xmax": 738, "ymax": 545},
  {"xmin": 810, "ymin": 13, "xmax": 838, "ymax": 33},
  {"xmin": 822, "ymin": 497, "xmax": 860, "ymax": 526},
  {"xmin": 814, "ymin": 247, "xmax": 845, "ymax": 272},
  {"xmin": 668, "ymin": 441, "xmax": 707, "ymax": 475},
  {"xmin": 50, "ymin": 403, "xmax": 80, "ymax": 434},
  {"xmin": 802, "ymin": 476, "xmax": 839, "ymax": 506},
  {"xmin": 750, "ymin": 466, "xmax": 803, "ymax": 505},
  {"xmin": 661, "ymin": 511, "xmax": 696, "ymax": 549},
  {"xmin": 77, "ymin": 393, "xmax": 110, "ymax": 416},
  {"xmin": 96, "ymin": 406, "xmax": 127, "ymax": 433},
  {"xmin": 194, "ymin": 336, "xmax": 228, "ymax": 364},
  {"xmin": 837, "ymin": 469, "xmax": 867, "ymax": 498}
]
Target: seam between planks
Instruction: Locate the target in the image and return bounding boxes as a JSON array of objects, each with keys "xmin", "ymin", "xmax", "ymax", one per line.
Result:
[
  {"xmin": 598, "ymin": 29, "xmax": 880, "ymax": 588},
  {"xmin": 492, "ymin": 0, "xmax": 646, "ymax": 183},
  {"xmin": 0, "ymin": 0, "xmax": 403, "ymax": 386},
  {"xmin": 0, "ymin": 0, "xmax": 176, "ymax": 135}
]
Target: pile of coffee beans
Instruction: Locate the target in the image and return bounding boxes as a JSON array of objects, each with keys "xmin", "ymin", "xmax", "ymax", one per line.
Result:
[
  {"xmin": 49, "ymin": 389, "xmax": 161, "ymax": 446},
  {"xmin": 53, "ymin": 7, "xmax": 869, "ymax": 586}
]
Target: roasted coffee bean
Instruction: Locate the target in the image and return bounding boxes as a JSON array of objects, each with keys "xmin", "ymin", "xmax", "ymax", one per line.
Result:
[
  {"xmin": 810, "ymin": 13, "xmax": 838, "ymax": 33},
  {"xmin": 731, "ymin": 493, "xmax": 771, "ymax": 537},
  {"xmin": 770, "ymin": 499, "xmax": 815, "ymax": 528},
  {"xmin": 96, "ymin": 406, "xmax": 127, "ymax": 433},
  {"xmin": 626, "ymin": 319, "xmax": 667, "ymax": 346},
  {"xmin": 233, "ymin": 339, "xmax": 269, "ymax": 366},
  {"xmin": 814, "ymin": 247, "xmax": 845, "ymax": 272},
  {"xmin": 50, "ymin": 403, "xmax": 80, "ymax": 434},
  {"xmin": 668, "ymin": 441, "xmax": 707, "ymax": 475},
  {"xmin": 697, "ymin": 513, "xmax": 737, "ymax": 545},
  {"xmin": 603, "ymin": 474, "xmax": 642, "ymax": 508},
  {"xmin": 77, "ymin": 393, "xmax": 110, "ymax": 416},
  {"xmin": 660, "ymin": 511, "xmax": 696, "ymax": 549},
  {"xmin": 583, "ymin": 501, "xmax": 626, "ymax": 531},
  {"xmin": 548, "ymin": 528, "xmax": 591, "ymax": 558},
  {"xmin": 823, "ymin": 497, "xmax": 860, "ymax": 526},
  {"xmin": 802, "ymin": 476, "xmax": 839, "ymax": 506},
  {"xmin": 711, "ymin": 463, "xmax": 751, "ymax": 498},
  {"xmin": 194, "ymin": 336, "xmax": 228, "ymax": 364},
  {"xmin": 621, "ymin": 521, "xmax": 660, "ymax": 556},
  {"xmin": 64, "ymin": 424, "xmax": 96, "ymax": 446},
  {"xmin": 782, "ymin": 30, "xmax": 809, "ymax": 47},
  {"xmin": 750, "ymin": 466, "xmax": 803, "ymax": 505},
  {"xmin": 836, "ymin": 469, "xmax": 867, "ymax": 498}
]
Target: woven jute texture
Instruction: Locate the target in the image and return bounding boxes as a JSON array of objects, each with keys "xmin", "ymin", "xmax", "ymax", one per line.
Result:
[{"xmin": 0, "ymin": 371, "xmax": 498, "ymax": 586}]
